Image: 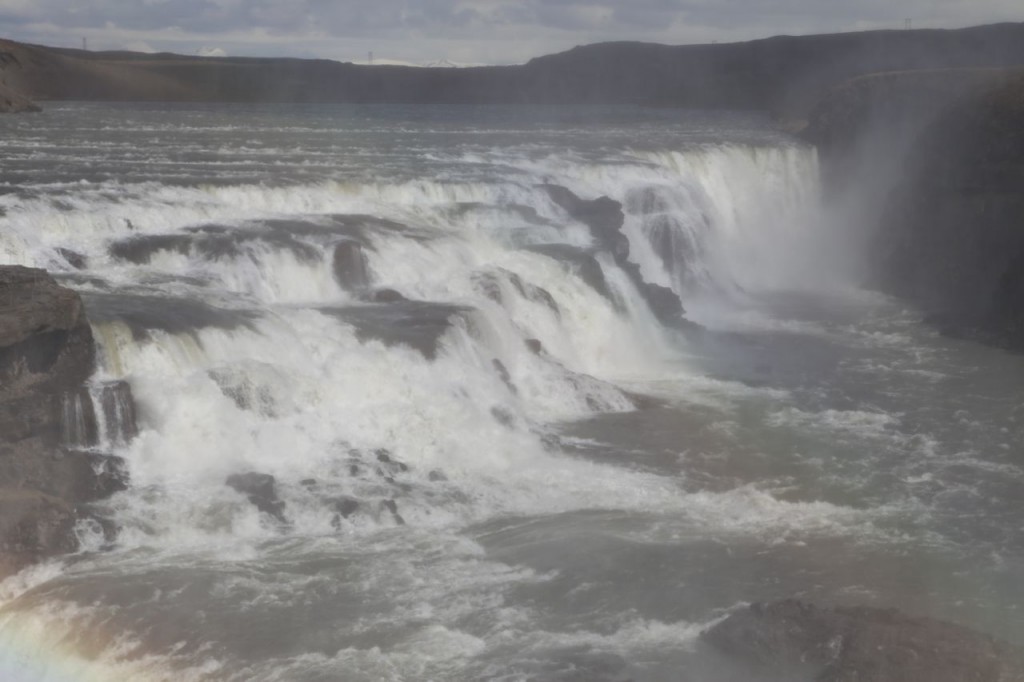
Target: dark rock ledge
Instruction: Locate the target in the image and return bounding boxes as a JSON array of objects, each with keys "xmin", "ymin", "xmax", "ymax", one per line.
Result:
[
  {"xmin": 703, "ymin": 599, "xmax": 1024, "ymax": 682},
  {"xmin": 0, "ymin": 266, "xmax": 132, "ymax": 579}
]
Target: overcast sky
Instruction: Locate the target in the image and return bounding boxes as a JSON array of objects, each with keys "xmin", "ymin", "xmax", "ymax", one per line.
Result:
[{"xmin": 0, "ymin": 0, "xmax": 1021, "ymax": 65}]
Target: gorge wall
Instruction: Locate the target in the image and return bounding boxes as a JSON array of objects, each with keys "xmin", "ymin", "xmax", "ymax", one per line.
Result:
[{"xmin": 808, "ymin": 68, "xmax": 1024, "ymax": 351}]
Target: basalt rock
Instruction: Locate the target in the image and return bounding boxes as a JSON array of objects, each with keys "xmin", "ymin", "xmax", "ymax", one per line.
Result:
[
  {"xmin": 0, "ymin": 266, "xmax": 135, "ymax": 578},
  {"xmin": 702, "ymin": 599, "xmax": 1021, "ymax": 682},
  {"xmin": 332, "ymin": 239, "xmax": 371, "ymax": 292},
  {"xmin": 541, "ymin": 184, "xmax": 690, "ymax": 328},
  {"xmin": 226, "ymin": 472, "xmax": 287, "ymax": 522}
]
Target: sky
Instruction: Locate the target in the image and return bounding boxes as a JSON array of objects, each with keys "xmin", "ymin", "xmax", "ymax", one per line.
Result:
[{"xmin": 0, "ymin": 0, "xmax": 1021, "ymax": 66}]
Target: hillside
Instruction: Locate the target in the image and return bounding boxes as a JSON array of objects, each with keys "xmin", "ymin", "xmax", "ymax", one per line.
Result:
[{"xmin": 2, "ymin": 23, "xmax": 1024, "ymax": 117}]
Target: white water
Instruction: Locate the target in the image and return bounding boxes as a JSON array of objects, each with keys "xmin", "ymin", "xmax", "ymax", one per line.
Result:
[{"xmin": 3, "ymin": 105, "xmax": 1019, "ymax": 681}]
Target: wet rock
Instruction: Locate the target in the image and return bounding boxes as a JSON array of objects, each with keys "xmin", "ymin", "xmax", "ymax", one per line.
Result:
[
  {"xmin": 542, "ymin": 184, "xmax": 630, "ymax": 260},
  {"xmin": 0, "ymin": 266, "xmax": 134, "ymax": 577},
  {"xmin": 474, "ymin": 269, "xmax": 560, "ymax": 315},
  {"xmin": 82, "ymin": 292, "xmax": 257, "ymax": 342},
  {"xmin": 209, "ymin": 367, "xmax": 279, "ymax": 417},
  {"xmin": 472, "ymin": 271, "xmax": 505, "ymax": 304},
  {"xmin": 492, "ymin": 358, "xmax": 517, "ymax": 394},
  {"xmin": 332, "ymin": 239, "xmax": 371, "ymax": 291},
  {"xmin": 319, "ymin": 302, "xmax": 469, "ymax": 360},
  {"xmin": 527, "ymin": 243, "xmax": 613, "ymax": 302},
  {"xmin": 702, "ymin": 599, "xmax": 1020, "ymax": 682},
  {"xmin": 63, "ymin": 380, "xmax": 139, "ymax": 448},
  {"xmin": 490, "ymin": 406, "xmax": 517, "ymax": 428},
  {"xmin": 375, "ymin": 449, "xmax": 409, "ymax": 473},
  {"xmin": 225, "ymin": 472, "xmax": 286, "ymax": 522},
  {"xmin": 0, "ymin": 266, "xmax": 95, "ymax": 404},
  {"xmin": 0, "ymin": 490, "xmax": 76, "ymax": 578},
  {"xmin": 109, "ymin": 228, "xmax": 319, "ymax": 266},
  {"xmin": 56, "ymin": 248, "xmax": 87, "ymax": 270},
  {"xmin": 327, "ymin": 496, "xmax": 360, "ymax": 528},
  {"xmin": 108, "ymin": 234, "xmax": 191, "ymax": 263},
  {"xmin": 380, "ymin": 498, "xmax": 406, "ymax": 525},
  {"xmin": 364, "ymin": 288, "xmax": 407, "ymax": 303},
  {"xmin": 98, "ymin": 380, "xmax": 138, "ymax": 444},
  {"xmin": 507, "ymin": 271, "xmax": 559, "ymax": 316},
  {"xmin": 540, "ymin": 185, "xmax": 690, "ymax": 328}
]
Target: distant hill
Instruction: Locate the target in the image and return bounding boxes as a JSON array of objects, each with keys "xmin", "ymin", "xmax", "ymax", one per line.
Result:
[{"xmin": 2, "ymin": 23, "xmax": 1024, "ymax": 118}]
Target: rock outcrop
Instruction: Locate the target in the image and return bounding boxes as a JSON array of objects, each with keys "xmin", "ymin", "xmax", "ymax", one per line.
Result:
[
  {"xmin": 542, "ymin": 184, "xmax": 691, "ymax": 328},
  {"xmin": 0, "ymin": 266, "xmax": 131, "ymax": 578},
  {"xmin": 703, "ymin": 600, "xmax": 1022, "ymax": 682}
]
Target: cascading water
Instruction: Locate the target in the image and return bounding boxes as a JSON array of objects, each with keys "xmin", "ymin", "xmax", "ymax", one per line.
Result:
[{"xmin": 1, "ymin": 104, "xmax": 1022, "ymax": 682}]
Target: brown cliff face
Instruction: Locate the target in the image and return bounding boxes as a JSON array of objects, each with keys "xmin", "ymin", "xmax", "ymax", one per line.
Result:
[
  {"xmin": 874, "ymin": 75, "xmax": 1024, "ymax": 349},
  {"xmin": 0, "ymin": 267, "xmax": 130, "ymax": 578}
]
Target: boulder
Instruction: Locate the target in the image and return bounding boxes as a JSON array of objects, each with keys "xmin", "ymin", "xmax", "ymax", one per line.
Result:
[
  {"xmin": 226, "ymin": 472, "xmax": 286, "ymax": 522},
  {"xmin": 332, "ymin": 240, "xmax": 371, "ymax": 291},
  {"xmin": 364, "ymin": 288, "xmax": 407, "ymax": 303},
  {"xmin": 702, "ymin": 600, "xmax": 1020, "ymax": 682},
  {"xmin": 540, "ymin": 184, "xmax": 690, "ymax": 328}
]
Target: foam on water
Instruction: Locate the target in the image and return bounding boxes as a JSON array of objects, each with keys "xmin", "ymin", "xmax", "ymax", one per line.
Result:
[{"xmin": 9, "ymin": 105, "xmax": 958, "ymax": 679}]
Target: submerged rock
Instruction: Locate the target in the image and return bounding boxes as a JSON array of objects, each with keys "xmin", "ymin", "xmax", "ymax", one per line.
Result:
[
  {"xmin": 319, "ymin": 301, "xmax": 470, "ymax": 360},
  {"xmin": 527, "ymin": 243, "xmax": 614, "ymax": 302},
  {"xmin": 702, "ymin": 599, "xmax": 1020, "ymax": 682},
  {"xmin": 225, "ymin": 472, "xmax": 286, "ymax": 522},
  {"xmin": 56, "ymin": 248, "xmax": 87, "ymax": 270},
  {"xmin": 363, "ymin": 288, "xmax": 407, "ymax": 303},
  {"xmin": 327, "ymin": 496, "xmax": 360, "ymax": 529}
]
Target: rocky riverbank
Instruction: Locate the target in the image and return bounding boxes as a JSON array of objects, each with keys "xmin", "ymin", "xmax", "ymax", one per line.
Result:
[{"xmin": 0, "ymin": 266, "xmax": 132, "ymax": 578}]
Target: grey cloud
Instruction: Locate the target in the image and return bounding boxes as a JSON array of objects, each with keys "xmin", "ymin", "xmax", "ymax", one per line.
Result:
[{"xmin": 0, "ymin": 0, "xmax": 1019, "ymax": 63}]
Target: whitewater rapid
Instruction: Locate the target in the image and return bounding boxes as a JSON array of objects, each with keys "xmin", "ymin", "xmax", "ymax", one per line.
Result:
[{"xmin": 1, "ymin": 104, "xmax": 1020, "ymax": 682}]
